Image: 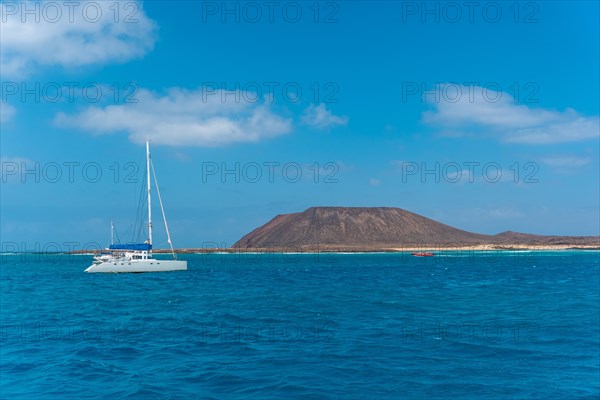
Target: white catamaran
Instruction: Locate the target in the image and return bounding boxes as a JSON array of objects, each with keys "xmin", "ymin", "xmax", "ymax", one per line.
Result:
[{"xmin": 85, "ymin": 141, "xmax": 187, "ymax": 273}]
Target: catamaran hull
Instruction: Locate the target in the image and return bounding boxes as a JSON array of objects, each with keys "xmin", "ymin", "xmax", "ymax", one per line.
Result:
[{"xmin": 85, "ymin": 260, "xmax": 187, "ymax": 273}]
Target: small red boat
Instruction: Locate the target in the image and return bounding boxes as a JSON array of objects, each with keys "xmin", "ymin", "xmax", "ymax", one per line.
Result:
[{"xmin": 412, "ymin": 252, "xmax": 434, "ymax": 257}]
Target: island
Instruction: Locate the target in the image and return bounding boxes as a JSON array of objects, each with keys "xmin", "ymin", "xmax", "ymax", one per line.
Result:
[{"xmin": 153, "ymin": 207, "xmax": 599, "ymax": 253}]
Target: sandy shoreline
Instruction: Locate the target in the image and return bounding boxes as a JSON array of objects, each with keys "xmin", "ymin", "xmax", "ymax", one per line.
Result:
[{"xmin": 57, "ymin": 244, "xmax": 599, "ymax": 255}]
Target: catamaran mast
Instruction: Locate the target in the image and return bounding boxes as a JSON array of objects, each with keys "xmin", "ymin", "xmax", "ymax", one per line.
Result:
[{"xmin": 146, "ymin": 140, "xmax": 152, "ymax": 246}]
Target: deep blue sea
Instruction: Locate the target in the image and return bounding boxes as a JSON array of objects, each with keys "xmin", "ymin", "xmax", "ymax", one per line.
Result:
[{"xmin": 1, "ymin": 251, "xmax": 599, "ymax": 399}]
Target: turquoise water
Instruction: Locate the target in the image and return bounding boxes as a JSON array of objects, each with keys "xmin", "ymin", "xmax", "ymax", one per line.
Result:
[{"xmin": 1, "ymin": 252, "xmax": 599, "ymax": 399}]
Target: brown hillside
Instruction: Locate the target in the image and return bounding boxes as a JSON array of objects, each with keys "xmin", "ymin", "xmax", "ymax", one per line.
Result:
[
  {"xmin": 233, "ymin": 207, "xmax": 492, "ymax": 248},
  {"xmin": 233, "ymin": 207, "xmax": 600, "ymax": 249}
]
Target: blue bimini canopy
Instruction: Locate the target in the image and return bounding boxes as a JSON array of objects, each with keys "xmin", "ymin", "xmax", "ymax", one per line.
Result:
[{"xmin": 109, "ymin": 243, "xmax": 152, "ymax": 251}]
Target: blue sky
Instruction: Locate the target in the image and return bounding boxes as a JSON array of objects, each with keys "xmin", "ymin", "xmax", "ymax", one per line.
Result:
[{"xmin": 1, "ymin": 1, "xmax": 599, "ymax": 250}]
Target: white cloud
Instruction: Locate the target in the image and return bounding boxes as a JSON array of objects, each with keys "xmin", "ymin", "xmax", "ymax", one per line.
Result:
[
  {"xmin": 54, "ymin": 87, "xmax": 293, "ymax": 147},
  {"xmin": 368, "ymin": 178, "xmax": 380, "ymax": 187},
  {"xmin": 422, "ymin": 84, "xmax": 599, "ymax": 144},
  {"xmin": 301, "ymin": 103, "xmax": 348, "ymax": 130},
  {"xmin": 0, "ymin": 156, "xmax": 32, "ymax": 164},
  {"xmin": 506, "ymin": 117, "xmax": 599, "ymax": 144},
  {"xmin": 0, "ymin": 1, "xmax": 157, "ymax": 78},
  {"xmin": 488, "ymin": 207, "xmax": 525, "ymax": 219},
  {"xmin": 0, "ymin": 103, "xmax": 16, "ymax": 123},
  {"xmin": 0, "ymin": 156, "xmax": 34, "ymax": 183},
  {"xmin": 541, "ymin": 156, "xmax": 591, "ymax": 168},
  {"xmin": 444, "ymin": 169, "xmax": 474, "ymax": 184}
]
